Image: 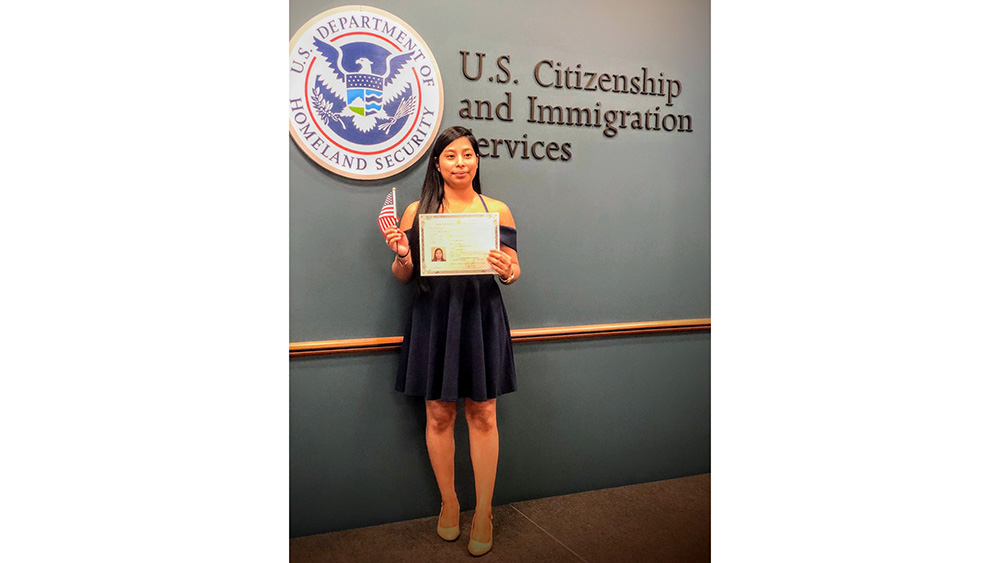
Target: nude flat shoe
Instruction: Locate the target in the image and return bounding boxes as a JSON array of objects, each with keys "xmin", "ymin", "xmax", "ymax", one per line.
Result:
[
  {"xmin": 467, "ymin": 512, "xmax": 493, "ymax": 556},
  {"xmin": 437, "ymin": 502, "xmax": 460, "ymax": 541}
]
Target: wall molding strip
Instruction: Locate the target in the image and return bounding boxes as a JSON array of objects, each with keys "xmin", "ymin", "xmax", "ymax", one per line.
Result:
[{"xmin": 290, "ymin": 318, "xmax": 710, "ymax": 357}]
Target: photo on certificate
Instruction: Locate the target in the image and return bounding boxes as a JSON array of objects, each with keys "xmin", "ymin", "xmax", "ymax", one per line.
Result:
[{"xmin": 418, "ymin": 213, "xmax": 500, "ymax": 276}]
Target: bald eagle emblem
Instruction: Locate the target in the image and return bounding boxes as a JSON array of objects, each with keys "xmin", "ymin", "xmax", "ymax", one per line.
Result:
[{"xmin": 309, "ymin": 38, "xmax": 418, "ymax": 136}]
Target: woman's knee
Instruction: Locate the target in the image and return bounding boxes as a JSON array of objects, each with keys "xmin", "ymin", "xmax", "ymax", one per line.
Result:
[
  {"xmin": 426, "ymin": 400, "xmax": 457, "ymax": 433},
  {"xmin": 464, "ymin": 399, "xmax": 497, "ymax": 432}
]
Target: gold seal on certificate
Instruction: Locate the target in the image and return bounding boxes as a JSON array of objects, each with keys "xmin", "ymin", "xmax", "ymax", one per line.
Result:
[{"xmin": 419, "ymin": 213, "xmax": 500, "ymax": 276}]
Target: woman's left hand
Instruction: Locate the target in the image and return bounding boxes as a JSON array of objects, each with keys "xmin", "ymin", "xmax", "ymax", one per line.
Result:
[{"xmin": 488, "ymin": 249, "xmax": 513, "ymax": 279}]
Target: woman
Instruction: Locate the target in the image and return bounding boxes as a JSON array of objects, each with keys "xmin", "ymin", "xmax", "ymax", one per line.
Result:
[
  {"xmin": 383, "ymin": 126, "xmax": 520, "ymax": 556},
  {"xmin": 432, "ymin": 247, "xmax": 445, "ymax": 262}
]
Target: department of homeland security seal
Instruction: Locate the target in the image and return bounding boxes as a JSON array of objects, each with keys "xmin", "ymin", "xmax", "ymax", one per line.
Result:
[{"xmin": 289, "ymin": 6, "xmax": 444, "ymax": 180}]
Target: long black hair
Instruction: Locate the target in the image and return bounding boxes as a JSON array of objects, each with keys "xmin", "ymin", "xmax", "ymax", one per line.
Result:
[{"xmin": 412, "ymin": 126, "xmax": 483, "ymax": 292}]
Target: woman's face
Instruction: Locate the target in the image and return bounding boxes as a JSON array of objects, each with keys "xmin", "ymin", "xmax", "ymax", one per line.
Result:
[
  {"xmin": 436, "ymin": 136, "xmax": 478, "ymax": 190},
  {"xmin": 434, "ymin": 248, "xmax": 443, "ymax": 260}
]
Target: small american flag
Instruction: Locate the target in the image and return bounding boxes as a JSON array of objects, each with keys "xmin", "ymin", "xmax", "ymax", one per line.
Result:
[{"xmin": 377, "ymin": 188, "xmax": 398, "ymax": 235}]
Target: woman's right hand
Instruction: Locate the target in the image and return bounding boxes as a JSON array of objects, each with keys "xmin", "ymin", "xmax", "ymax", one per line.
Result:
[{"xmin": 385, "ymin": 226, "xmax": 409, "ymax": 258}]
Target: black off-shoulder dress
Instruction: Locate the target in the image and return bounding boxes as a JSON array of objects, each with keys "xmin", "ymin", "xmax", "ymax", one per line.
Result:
[{"xmin": 395, "ymin": 195, "xmax": 517, "ymax": 402}]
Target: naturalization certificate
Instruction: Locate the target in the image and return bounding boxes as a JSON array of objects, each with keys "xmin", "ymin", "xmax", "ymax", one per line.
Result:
[{"xmin": 418, "ymin": 213, "xmax": 500, "ymax": 276}]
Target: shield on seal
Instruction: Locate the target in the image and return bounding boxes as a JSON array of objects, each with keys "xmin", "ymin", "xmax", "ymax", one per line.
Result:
[{"xmin": 346, "ymin": 73, "xmax": 385, "ymax": 117}]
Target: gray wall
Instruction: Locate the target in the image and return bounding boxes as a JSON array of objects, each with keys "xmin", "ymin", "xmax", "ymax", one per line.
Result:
[
  {"xmin": 290, "ymin": 0, "xmax": 710, "ymax": 537},
  {"xmin": 291, "ymin": 332, "xmax": 710, "ymax": 537},
  {"xmin": 291, "ymin": 0, "xmax": 710, "ymax": 341}
]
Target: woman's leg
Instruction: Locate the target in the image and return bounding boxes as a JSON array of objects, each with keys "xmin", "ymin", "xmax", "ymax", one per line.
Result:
[
  {"xmin": 464, "ymin": 398, "xmax": 499, "ymax": 543},
  {"xmin": 425, "ymin": 400, "xmax": 460, "ymax": 527}
]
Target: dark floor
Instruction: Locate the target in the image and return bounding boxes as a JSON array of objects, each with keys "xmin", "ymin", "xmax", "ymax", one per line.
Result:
[{"xmin": 290, "ymin": 473, "xmax": 710, "ymax": 563}]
